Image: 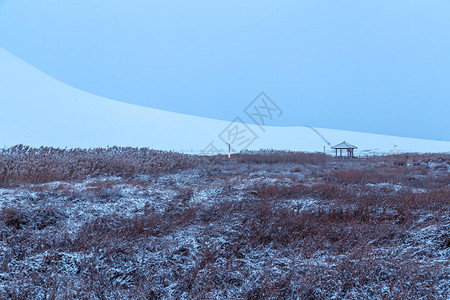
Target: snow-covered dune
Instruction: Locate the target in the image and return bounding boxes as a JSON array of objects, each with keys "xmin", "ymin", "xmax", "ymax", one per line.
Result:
[{"xmin": 0, "ymin": 47, "xmax": 448, "ymax": 154}]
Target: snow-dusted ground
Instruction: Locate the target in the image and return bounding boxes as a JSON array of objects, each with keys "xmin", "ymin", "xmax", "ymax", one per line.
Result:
[
  {"xmin": 1, "ymin": 47, "xmax": 449, "ymax": 154},
  {"xmin": 0, "ymin": 155, "xmax": 448, "ymax": 298}
]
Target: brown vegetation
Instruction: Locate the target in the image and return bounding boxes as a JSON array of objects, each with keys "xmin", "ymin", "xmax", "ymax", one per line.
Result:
[
  {"xmin": 0, "ymin": 145, "xmax": 205, "ymax": 185},
  {"xmin": 0, "ymin": 148, "xmax": 448, "ymax": 299}
]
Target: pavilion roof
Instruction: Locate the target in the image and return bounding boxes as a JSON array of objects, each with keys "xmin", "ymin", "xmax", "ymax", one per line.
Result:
[{"xmin": 332, "ymin": 141, "xmax": 358, "ymax": 149}]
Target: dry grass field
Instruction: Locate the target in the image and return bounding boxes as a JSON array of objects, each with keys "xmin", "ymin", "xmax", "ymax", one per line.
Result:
[{"xmin": 0, "ymin": 147, "xmax": 448, "ymax": 299}]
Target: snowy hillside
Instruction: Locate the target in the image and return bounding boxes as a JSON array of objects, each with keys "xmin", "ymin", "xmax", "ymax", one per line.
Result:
[{"xmin": 0, "ymin": 47, "xmax": 449, "ymax": 154}]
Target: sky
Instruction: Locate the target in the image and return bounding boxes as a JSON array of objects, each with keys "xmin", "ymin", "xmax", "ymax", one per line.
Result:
[{"xmin": 1, "ymin": 0, "xmax": 449, "ymax": 141}]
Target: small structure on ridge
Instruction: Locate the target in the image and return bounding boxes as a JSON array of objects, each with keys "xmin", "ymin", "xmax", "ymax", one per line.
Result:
[{"xmin": 332, "ymin": 141, "xmax": 357, "ymax": 158}]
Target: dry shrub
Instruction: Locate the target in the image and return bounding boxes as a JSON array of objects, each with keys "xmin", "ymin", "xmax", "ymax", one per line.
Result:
[
  {"xmin": 86, "ymin": 180, "xmax": 119, "ymax": 190},
  {"xmin": 32, "ymin": 206, "xmax": 64, "ymax": 230},
  {"xmin": 327, "ymin": 169, "xmax": 387, "ymax": 184},
  {"xmin": 175, "ymin": 187, "xmax": 195, "ymax": 203},
  {"xmin": 233, "ymin": 150, "xmax": 331, "ymax": 164},
  {"xmin": 1, "ymin": 206, "xmax": 28, "ymax": 230},
  {"xmin": 237, "ymin": 198, "xmax": 392, "ymax": 253},
  {"xmin": 371, "ymin": 153, "xmax": 450, "ymax": 164},
  {"xmin": 0, "ymin": 145, "xmax": 206, "ymax": 185},
  {"xmin": 253, "ymin": 181, "xmax": 354, "ymax": 202},
  {"xmin": 75, "ymin": 205, "xmax": 198, "ymax": 253},
  {"xmin": 393, "ymin": 187, "xmax": 450, "ymax": 211},
  {"xmin": 1, "ymin": 205, "xmax": 64, "ymax": 231}
]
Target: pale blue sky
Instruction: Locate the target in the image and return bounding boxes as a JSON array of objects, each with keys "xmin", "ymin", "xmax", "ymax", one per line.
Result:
[{"xmin": 1, "ymin": 0, "xmax": 449, "ymax": 140}]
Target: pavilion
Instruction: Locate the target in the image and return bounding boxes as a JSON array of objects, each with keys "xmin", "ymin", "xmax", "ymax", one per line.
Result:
[{"xmin": 332, "ymin": 141, "xmax": 357, "ymax": 158}]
